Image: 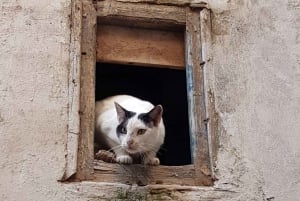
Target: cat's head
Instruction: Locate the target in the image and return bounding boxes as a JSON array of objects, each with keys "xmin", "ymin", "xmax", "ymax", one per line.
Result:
[{"xmin": 114, "ymin": 102, "xmax": 163, "ymax": 154}]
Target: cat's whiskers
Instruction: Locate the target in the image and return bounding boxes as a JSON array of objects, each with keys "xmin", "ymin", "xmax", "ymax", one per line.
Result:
[
  {"xmin": 141, "ymin": 142, "xmax": 167, "ymax": 156},
  {"xmin": 140, "ymin": 143, "xmax": 159, "ymax": 152},
  {"xmin": 108, "ymin": 145, "xmax": 122, "ymax": 152},
  {"xmin": 139, "ymin": 143, "xmax": 160, "ymax": 158}
]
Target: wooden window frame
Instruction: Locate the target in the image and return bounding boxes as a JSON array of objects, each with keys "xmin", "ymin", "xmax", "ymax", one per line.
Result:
[{"xmin": 62, "ymin": 0, "xmax": 216, "ymax": 187}]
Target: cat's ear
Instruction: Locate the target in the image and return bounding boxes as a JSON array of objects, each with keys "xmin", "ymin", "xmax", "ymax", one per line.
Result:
[
  {"xmin": 148, "ymin": 105, "xmax": 163, "ymax": 126},
  {"xmin": 114, "ymin": 102, "xmax": 127, "ymax": 123}
]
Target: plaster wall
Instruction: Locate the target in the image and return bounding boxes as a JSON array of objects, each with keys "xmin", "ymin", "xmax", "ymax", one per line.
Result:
[
  {"xmin": 0, "ymin": 0, "xmax": 70, "ymax": 200},
  {"xmin": 209, "ymin": 0, "xmax": 300, "ymax": 200},
  {"xmin": 0, "ymin": 0, "xmax": 299, "ymax": 200}
]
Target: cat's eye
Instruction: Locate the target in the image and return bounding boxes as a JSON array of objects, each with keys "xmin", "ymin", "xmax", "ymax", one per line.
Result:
[
  {"xmin": 120, "ymin": 127, "xmax": 127, "ymax": 134},
  {"xmin": 137, "ymin": 129, "xmax": 147, "ymax": 135}
]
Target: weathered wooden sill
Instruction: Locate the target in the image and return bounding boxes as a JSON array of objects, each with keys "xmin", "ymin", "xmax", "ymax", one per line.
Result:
[{"xmin": 92, "ymin": 160, "xmax": 213, "ymax": 186}]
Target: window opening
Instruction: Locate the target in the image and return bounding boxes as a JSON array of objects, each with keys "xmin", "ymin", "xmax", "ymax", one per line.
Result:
[{"xmin": 95, "ymin": 63, "xmax": 191, "ymax": 165}]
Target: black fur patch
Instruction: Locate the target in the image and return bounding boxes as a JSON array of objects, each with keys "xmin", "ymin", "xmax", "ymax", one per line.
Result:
[
  {"xmin": 116, "ymin": 110, "xmax": 136, "ymax": 138},
  {"xmin": 138, "ymin": 113, "xmax": 154, "ymax": 127}
]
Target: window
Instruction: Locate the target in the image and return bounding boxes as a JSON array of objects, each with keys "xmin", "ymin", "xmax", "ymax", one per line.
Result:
[{"xmin": 63, "ymin": 0, "xmax": 216, "ymax": 186}]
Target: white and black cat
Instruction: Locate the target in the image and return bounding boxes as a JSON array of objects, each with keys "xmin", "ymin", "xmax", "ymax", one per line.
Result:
[{"xmin": 95, "ymin": 95, "xmax": 165, "ymax": 165}]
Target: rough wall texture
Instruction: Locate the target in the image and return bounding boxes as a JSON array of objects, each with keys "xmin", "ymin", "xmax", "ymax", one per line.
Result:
[
  {"xmin": 210, "ymin": 0, "xmax": 300, "ymax": 200},
  {"xmin": 0, "ymin": 0, "xmax": 71, "ymax": 200},
  {"xmin": 0, "ymin": 0, "xmax": 299, "ymax": 201}
]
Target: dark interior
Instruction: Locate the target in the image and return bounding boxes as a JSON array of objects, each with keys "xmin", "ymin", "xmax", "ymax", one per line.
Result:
[{"xmin": 95, "ymin": 62, "xmax": 191, "ymax": 165}]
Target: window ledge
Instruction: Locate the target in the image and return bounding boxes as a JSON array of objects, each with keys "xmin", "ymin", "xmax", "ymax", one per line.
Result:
[{"xmin": 92, "ymin": 160, "xmax": 213, "ymax": 186}]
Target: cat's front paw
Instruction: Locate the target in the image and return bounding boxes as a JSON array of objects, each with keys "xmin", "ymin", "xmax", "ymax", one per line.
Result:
[
  {"xmin": 116, "ymin": 155, "xmax": 133, "ymax": 164},
  {"xmin": 143, "ymin": 157, "xmax": 160, "ymax": 166}
]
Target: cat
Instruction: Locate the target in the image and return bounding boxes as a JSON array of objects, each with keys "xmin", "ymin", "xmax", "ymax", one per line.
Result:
[{"xmin": 94, "ymin": 95, "xmax": 165, "ymax": 165}]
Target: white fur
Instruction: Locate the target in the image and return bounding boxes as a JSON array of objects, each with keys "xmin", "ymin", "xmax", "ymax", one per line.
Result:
[{"xmin": 95, "ymin": 95, "xmax": 165, "ymax": 165}]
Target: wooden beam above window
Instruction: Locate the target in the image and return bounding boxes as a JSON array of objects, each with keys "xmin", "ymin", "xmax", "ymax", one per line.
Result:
[
  {"xmin": 96, "ymin": 0, "xmax": 186, "ymax": 26},
  {"xmin": 96, "ymin": 25, "xmax": 185, "ymax": 69}
]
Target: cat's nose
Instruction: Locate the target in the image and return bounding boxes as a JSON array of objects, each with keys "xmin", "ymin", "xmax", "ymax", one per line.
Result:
[{"xmin": 127, "ymin": 139, "xmax": 134, "ymax": 147}]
